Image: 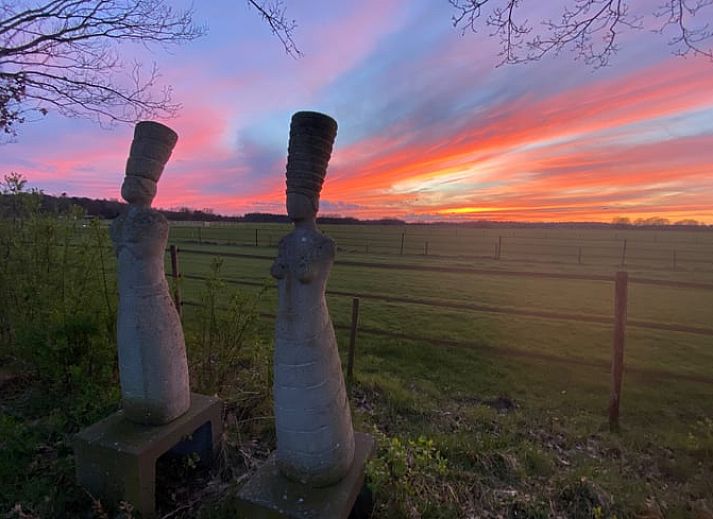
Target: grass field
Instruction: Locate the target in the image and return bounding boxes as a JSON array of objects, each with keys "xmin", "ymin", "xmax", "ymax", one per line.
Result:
[
  {"xmin": 168, "ymin": 222, "xmax": 713, "ymax": 517},
  {"xmin": 169, "ymin": 222, "xmax": 713, "ymax": 270},
  {"xmin": 3, "ymin": 219, "xmax": 713, "ymax": 517}
]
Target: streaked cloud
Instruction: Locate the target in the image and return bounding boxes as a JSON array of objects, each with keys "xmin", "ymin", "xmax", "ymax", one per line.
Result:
[{"xmin": 1, "ymin": 0, "xmax": 712, "ymax": 223}]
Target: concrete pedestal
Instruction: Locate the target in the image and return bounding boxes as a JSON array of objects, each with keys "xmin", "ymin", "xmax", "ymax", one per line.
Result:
[
  {"xmin": 73, "ymin": 393, "xmax": 222, "ymax": 518},
  {"xmin": 236, "ymin": 432, "xmax": 375, "ymax": 519}
]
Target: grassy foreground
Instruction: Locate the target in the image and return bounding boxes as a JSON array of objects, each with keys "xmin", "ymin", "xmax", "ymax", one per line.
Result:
[
  {"xmin": 170, "ymin": 223, "xmax": 713, "ymax": 518},
  {"xmin": 1, "ymin": 217, "xmax": 712, "ymax": 518}
]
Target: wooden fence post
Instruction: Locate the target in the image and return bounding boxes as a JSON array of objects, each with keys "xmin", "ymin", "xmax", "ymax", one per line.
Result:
[
  {"xmin": 197, "ymin": 226, "xmax": 202, "ymax": 244},
  {"xmin": 346, "ymin": 297, "xmax": 360, "ymax": 391},
  {"xmin": 400, "ymin": 232, "xmax": 405, "ymax": 256},
  {"xmin": 169, "ymin": 245, "xmax": 182, "ymax": 319},
  {"xmin": 620, "ymin": 239, "xmax": 627, "ymax": 266},
  {"xmin": 497, "ymin": 235, "xmax": 503, "ymax": 260},
  {"xmin": 608, "ymin": 271, "xmax": 628, "ymax": 432},
  {"xmin": 255, "ymin": 228, "xmax": 259, "ymax": 247}
]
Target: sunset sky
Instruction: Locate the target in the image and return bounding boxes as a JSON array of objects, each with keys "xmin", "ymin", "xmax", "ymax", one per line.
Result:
[{"xmin": 3, "ymin": 0, "xmax": 713, "ymax": 223}]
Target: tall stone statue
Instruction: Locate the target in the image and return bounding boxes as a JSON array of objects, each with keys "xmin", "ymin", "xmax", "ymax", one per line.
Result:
[
  {"xmin": 110, "ymin": 121, "xmax": 190, "ymax": 425},
  {"xmin": 270, "ymin": 111, "xmax": 356, "ymax": 487}
]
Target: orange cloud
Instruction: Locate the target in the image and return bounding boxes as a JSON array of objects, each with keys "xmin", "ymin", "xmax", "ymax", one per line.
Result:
[{"xmin": 320, "ymin": 57, "xmax": 713, "ymax": 223}]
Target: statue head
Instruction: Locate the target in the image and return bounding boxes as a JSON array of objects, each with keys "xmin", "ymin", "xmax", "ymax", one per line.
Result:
[
  {"xmin": 285, "ymin": 111, "xmax": 337, "ymax": 222},
  {"xmin": 121, "ymin": 175, "xmax": 157, "ymax": 206},
  {"xmin": 121, "ymin": 121, "xmax": 178, "ymax": 206}
]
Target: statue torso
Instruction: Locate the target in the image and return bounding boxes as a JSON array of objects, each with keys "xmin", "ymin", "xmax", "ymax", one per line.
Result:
[
  {"xmin": 272, "ymin": 227, "xmax": 335, "ymax": 342},
  {"xmin": 110, "ymin": 206, "xmax": 168, "ymax": 290}
]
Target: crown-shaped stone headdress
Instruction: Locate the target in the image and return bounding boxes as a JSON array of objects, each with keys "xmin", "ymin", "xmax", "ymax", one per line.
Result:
[
  {"xmin": 125, "ymin": 121, "xmax": 178, "ymax": 182},
  {"xmin": 285, "ymin": 111, "xmax": 338, "ymax": 198},
  {"xmin": 121, "ymin": 121, "xmax": 178, "ymax": 205}
]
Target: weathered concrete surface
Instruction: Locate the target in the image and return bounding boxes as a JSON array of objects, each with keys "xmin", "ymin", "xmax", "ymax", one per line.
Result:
[
  {"xmin": 271, "ymin": 111, "xmax": 355, "ymax": 486},
  {"xmin": 73, "ymin": 393, "xmax": 222, "ymax": 519},
  {"xmin": 235, "ymin": 432, "xmax": 375, "ymax": 519},
  {"xmin": 110, "ymin": 121, "xmax": 190, "ymax": 425}
]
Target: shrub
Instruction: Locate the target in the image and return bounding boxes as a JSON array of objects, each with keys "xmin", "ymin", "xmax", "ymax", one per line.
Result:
[
  {"xmin": 186, "ymin": 257, "xmax": 269, "ymax": 399},
  {"xmin": 0, "ymin": 190, "xmax": 120, "ymax": 516},
  {"xmin": 0, "ymin": 198, "xmax": 118, "ymax": 412}
]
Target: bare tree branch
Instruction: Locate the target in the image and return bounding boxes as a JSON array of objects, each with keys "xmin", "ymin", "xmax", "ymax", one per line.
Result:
[
  {"xmin": 530, "ymin": 0, "xmax": 639, "ymax": 68},
  {"xmin": 449, "ymin": 0, "xmax": 494, "ymax": 33},
  {"xmin": 0, "ymin": 1, "xmax": 303, "ymax": 140},
  {"xmin": 655, "ymin": 0, "xmax": 713, "ymax": 59},
  {"xmin": 449, "ymin": 0, "xmax": 713, "ymax": 67},
  {"xmin": 0, "ymin": 0, "xmax": 207, "ymax": 140},
  {"xmin": 246, "ymin": 0, "xmax": 301, "ymax": 58}
]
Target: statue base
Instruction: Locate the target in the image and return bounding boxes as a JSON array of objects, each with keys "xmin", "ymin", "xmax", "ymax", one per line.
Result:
[
  {"xmin": 73, "ymin": 393, "xmax": 223, "ymax": 518},
  {"xmin": 235, "ymin": 432, "xmax": 375, "ymax": 519}
]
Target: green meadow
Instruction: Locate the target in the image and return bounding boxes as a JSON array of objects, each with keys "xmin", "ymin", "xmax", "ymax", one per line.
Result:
[
  {"xmin": 2, "ymin": 217, "xmax": 712, "ymax": 518},
  {"xmin": 169, "ymin": 222, "xmax": 713, "ymax": 270},
  {"xmin": 168, "ymin": 222, "xmax": 713, "ymax": 518}
]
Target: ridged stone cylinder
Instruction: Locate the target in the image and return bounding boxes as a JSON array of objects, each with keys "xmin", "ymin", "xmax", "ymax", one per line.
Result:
[
  {"xmin": 285, "ymin": 111, "xmax": 337, "ymax": 198},
  {"xmin": 121, "ymin": 122, "xmax": 178, "ymax": 206},
  {"xmin": 110, "ymin": 121, "xmax": 191, "ymax": 425},
  {"xmin": 271, "ymin": 111, "xmax": 356, "ymax": 487}
]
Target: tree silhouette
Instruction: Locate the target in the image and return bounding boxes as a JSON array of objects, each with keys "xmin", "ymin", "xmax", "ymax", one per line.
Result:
[
  {"xmin": 247, "ymin": 0, "xmax": 301, "ymax": 58},
  {"xmin": 449, "ymin": 0, "xmax": 713, "ymax": 67},
  {"xmin": 0, "ymin": 1, "xmax": 300, "ymax": 140},
  {"xmin": 1, "ymin": 172, "xmax": 27, "ymax": 195}
]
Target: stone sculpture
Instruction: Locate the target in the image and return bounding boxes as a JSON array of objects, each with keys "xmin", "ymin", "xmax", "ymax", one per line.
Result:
[
  {"xmin": 110, "ymin": 121, "xmax": 190, "ymax": 425},
  {"xmin": 270, "ymin": 111, "xmax": 356, "ymax": 487}
]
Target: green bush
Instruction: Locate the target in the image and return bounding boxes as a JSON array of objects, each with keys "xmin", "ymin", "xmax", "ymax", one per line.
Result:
[
  {"xmin": 0, "ymin": 187, "xmax": 120, "ymax": 516},
  {"xmin": 186, "ymin": 257, "xmax": 269, "ymax": 399},
  {"xmin": 0, "ymin": 205, "xmax": 117, "ymax": 405}
]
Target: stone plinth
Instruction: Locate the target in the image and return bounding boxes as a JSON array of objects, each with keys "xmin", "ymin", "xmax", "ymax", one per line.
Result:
[
  {"xmin": 235, "ymin": 432, "xmax": 375, "ymax": 519},
  {"xmin": 73, "ymin": 393, "xmax": 222, "ymax": 518}
]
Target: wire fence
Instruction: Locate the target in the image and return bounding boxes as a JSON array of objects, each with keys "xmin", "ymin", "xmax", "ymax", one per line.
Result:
[
  {"xmin": 168, "ymin": 223, "xmax": 713, "ymax": 271},
  {"xmin": 167, "ymin": 243, "xmax": 713, "ymax": 431}
]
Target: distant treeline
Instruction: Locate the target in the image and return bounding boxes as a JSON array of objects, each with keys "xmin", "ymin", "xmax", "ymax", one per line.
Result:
[
  {"xmin": 0, "ymin": 192, "xmax": 709, "ymax": 230},
  {"xmin": 240, "ymin": 213, "xmax": 407, "ymax": 225},
  {"xmin": 419, "ymin": 220, "xmax": 713, "ymax": 231},
  {"xmin": 0, "ymin": 192, "xmax": 407, "ymax": 225}
]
